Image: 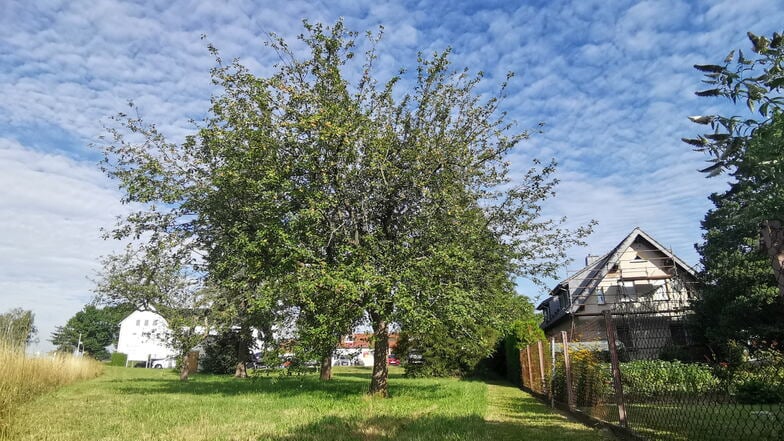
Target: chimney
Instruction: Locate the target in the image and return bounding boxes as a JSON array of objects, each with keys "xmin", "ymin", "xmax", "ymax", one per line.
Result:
[{"xmin": 585, "ymin": 255, "xmax": 601, "ymax": 266}]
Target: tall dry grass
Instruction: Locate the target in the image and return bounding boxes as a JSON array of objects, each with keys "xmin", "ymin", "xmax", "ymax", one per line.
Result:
[{"xmin": 0, "ymin": 342, "xmax": 103, "ymax": 431}]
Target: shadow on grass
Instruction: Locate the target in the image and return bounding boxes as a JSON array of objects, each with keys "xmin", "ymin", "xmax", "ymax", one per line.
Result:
[
  {"xmin": 112, "ymin": 371, "xmax": 447, "ymax": 401},
  {"xmin": 264, "ymin": 412, "xmax": 603, "ymax": 441}
]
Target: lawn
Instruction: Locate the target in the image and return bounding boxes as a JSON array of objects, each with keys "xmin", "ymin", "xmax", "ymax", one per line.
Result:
[
  {"xmin": 578, "ymin": 401, "xmax": 783, "ymax": 441},
  {"xmin": 3, "ymin": 366, "xmax": 613, "ymax": 441}
]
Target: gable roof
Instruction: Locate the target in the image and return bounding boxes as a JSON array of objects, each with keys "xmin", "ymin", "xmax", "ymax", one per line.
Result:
[{"xmin": 537, "ymin": 227, "xmax": 697, "ymax": 313}]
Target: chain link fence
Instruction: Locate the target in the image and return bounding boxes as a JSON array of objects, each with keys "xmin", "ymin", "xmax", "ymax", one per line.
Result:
[{"xmin": 518, "ymin": 302, "xmax": 784, "ymax": 440}]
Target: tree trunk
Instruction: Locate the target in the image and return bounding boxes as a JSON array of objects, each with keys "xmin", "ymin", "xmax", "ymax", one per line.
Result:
[
  {"xmin": 234, "ymin": 327, "xmax": 250, "ymax": 378},
  {"xmin": 369, "ymin": 313, "xmax": 389, "ymax": 397},
  {"xmin": 761, "ymin": 220, "xmax": 784, "ymax": 298},
  {"xmin": 320, "ymin": 354, "xmax": 333, "ymax": 380},
  {"xmin": 179, "ymin": 354, "xmax": 190, "ymax": 381}
]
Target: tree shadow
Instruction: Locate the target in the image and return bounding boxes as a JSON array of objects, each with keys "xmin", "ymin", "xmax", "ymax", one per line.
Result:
[
  {"xmin": 263, "ymin": 412, "xmax": 607, "ymax": 441},
  {"xmin": 112, "ymin": 371, "xmax": 445, "ymax": 401}
]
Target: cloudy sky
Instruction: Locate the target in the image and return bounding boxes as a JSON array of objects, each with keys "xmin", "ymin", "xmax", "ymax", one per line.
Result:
[{"xmin": 1, "ymin": 0, "xmax": 781, "ymax": 353}]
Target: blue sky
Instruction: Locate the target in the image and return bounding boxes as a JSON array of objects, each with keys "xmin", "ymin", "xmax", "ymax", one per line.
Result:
[{"xmin": 1, "ymin": 0, "xmax": 781, "ymax": 353}]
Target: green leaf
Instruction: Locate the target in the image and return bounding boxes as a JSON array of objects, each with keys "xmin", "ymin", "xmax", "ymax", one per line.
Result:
[
  {"xmin": 695, "ymin": 89, "xmax": 722, "ymax": 97},
  {"xmin": 694, "ymin": 64, "xmax": 725, "ymax": 73}
]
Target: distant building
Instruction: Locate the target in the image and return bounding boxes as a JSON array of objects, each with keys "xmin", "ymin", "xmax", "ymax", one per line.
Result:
[
  {"xmin": 333, "ymin": 333, "xmax": 398, "ymax": 366},
  {"xmin": 116, "ymin": 310, "xmax": 176, "ymax": 365}
]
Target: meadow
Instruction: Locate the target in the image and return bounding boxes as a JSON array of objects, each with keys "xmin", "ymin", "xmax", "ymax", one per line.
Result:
[
  {"xmin": 2, "ymin": 366, "xmax": 613, "ymax": 441},
  {"xmin": 0, "ymin": 343, "xmax": 103, "ymax": 435}
]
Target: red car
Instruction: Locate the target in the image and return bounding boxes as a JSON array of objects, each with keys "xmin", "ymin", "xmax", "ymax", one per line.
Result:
[{"xmin": 387, "ymin": 354, "xmax": 401, "ymax": 366}]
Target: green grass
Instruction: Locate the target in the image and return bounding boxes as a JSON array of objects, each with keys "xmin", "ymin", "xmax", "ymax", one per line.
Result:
[
  {"xmin": 625, "ymin": 401, "xmax": 783, "ymax": 441},
  {"xmin": 580, "ymin": 401, "xmax": 783, "ymax": 441},
  {"xmin": 0, "ymin": 343, "xmax": 103, "ymax": 433},
  {"xmin": 3, "ymin": 366, "xmax": 612, "ymax": 441}
]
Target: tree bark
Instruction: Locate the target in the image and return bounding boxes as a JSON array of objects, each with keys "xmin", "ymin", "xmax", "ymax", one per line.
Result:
[
  {"xmin": 761, "ymin": 220, "xmax": 784, "ymax": 298},
  {"xmin": 369, "ymin": 313, "xmax": 389, "ymax": 397},
  {"xmin": 234, "ymin": 327, "xmax": 250, "ymax": 378},
  {"xmin": 320, "ymin": 354, "xmax": 333, "ymax": 380},
  {"xmin": 179, "ymin": 353, "xmax": 190, "ymax": 381}
]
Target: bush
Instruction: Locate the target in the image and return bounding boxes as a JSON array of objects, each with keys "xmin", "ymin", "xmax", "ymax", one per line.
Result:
[
  {"xmin": 735, "ymin": 378, "xmax": 784, "ymax": 404},
  {"xmin": 724, "ymin": 348, "xmax": 784, "ymax": 404},
  {"xmin": 200, "ymin": 331, "xmax": 250, "ymax": 374},
  {"xmin": 621, "ymin": 360, "xmax": 718, "ymax": 398},
  {"xmin": 109, "ymin": 352, "xmax": 127, "ymax": 367},
  {"xmin": 552, "ymin": 349, "xmax": 611, "ymax": 407}
]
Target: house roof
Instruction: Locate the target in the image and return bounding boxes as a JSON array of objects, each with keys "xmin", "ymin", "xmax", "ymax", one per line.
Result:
[
  {"xmin": 537, "ymin": 227, "xmax": 697, "ymax": 314},
  {"xmin": 339, "ymin": 333, "xmax": 399, "ymax": 350}
]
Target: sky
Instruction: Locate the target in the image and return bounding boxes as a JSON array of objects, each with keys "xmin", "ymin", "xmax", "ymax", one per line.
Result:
[{"xmin": 1, "ymin": 0, "xmax": 781, "ymax": 353}]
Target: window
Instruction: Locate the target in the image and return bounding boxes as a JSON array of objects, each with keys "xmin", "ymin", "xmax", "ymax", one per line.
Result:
[
  {"xmin": 144, "ymin": 320, "xmax": 149, "ymax": 326},
  {"xmin": 135, "ymin": 320, "xmax": 140, "ymax": 326},
  {"xmin": 153, "ymin": 320, "xmax": 158, "ymax": 326},
  {"xmin": 597, "ymin": 287, "xmax": 606, "ymax": 305},
  {"xmin": 344, "ymin": 335, "xmax": 354, "ymax": 343},
  {"xmin": 620, "ymin": 281, "xmax": 635, "ymax": 301}
]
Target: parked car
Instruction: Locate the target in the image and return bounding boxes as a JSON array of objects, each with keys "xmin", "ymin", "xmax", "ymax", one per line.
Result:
[
  {"xmin": 387, "ymin": 354, "xmax": 401, "ymax": 366},
  {"xmin": 334, "ymin": 354, "xmax": 352, "ymax": 366},
  {"xmin": 150, "ymin": 357, "xmax": 177, "ymax": 369},
  {"xmin": 407, "ymin": 351, "xmax": 424, "ymax": 365}
]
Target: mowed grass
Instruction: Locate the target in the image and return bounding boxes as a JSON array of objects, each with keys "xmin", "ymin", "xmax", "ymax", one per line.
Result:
[
  {"xmin": 624, "ymin": 402, "xmax": 784, "ymax": 441},
  {"xmin": 3, "ymin": 366, "xmax": 613, "ymax": 441},
  {"xmin": 0, "ymin": 343, "xmax": 103, "ymax": 434}
]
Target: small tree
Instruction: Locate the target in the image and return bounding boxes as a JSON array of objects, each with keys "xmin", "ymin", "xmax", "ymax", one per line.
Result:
[
  {"xmin": 95, "ymin": 239, "xmax": 214, "ymax": 380},
  {"xmin": 0, "ymin": 308, "xmax": 37, "ymax": 348}
]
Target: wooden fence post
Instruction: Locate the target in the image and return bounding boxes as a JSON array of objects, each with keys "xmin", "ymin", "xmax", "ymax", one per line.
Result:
[
  {"xmin": 561, "ymin": 330, "xmax": 575, "ymax": 410},
  {"xmin": 526, "ymin": 345, "xmax": 534, "ymax": 391},
  {"xmin": 603, "ymin": 310, "xmax": 628, "ymax": 428},
  {"xmin": 550, "ymin": 336, "xmax": 556, "ymax": 408},
  {"xmin": 519, "ymin": 348, "xmax": 526, "ymax": 388},
  {"xmin": 537, "ymin": 340, "xmax": 546, "ymax": 394}
]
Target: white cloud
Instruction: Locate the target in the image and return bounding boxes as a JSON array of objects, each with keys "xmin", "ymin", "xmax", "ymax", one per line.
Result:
[
  {"xmin": 0, "ymin": 139, "xmax": 130, "ymax": 353},
  {"xmin": 0, "ymin": 0, "xmax": 781, "ymax": 315}
]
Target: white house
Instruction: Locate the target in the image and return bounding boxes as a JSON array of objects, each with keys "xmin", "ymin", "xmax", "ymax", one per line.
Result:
[{"xmin": 116, "ymin": 310, "xmax": 177, "ymax": 366}]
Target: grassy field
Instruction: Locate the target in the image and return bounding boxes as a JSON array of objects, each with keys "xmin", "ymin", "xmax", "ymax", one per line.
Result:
[
  {"xmin": 0, "ymin": 343, "xmax": 103, "ymax": 434},
  {"xmin": 3, "ymin": 366, "xmax": 613, "ymax": 441}
]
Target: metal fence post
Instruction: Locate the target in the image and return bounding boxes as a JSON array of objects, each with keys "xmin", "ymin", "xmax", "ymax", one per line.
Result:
[
  {"xmin": 561, "ymin": 330, "xmax": 575, "ymax": 410},
  {"xmin": 603, "ymin": 310, "xmax": 628, "ymax": 428},
  {"xmin": 537, "ymin": 340, "xmax": 546, "ymax": 394}
]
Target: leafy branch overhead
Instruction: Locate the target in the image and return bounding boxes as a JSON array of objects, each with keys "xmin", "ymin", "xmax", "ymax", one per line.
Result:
[{"xmin": 685, "ymin": 31, "xmax": 784, "ymax": 176}]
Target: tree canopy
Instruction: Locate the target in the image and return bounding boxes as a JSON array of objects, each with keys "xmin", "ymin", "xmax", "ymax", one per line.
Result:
[
  {"xmin": 50, "ymin": 303, "xmax": 134, "ymax": 359},
  {"xmin": 98, "ymin": 20, "xmax": 593, "ymax": 395},
  {"xmin": 686, "ymin": 30, "xmax": 784, "ymax": 299},
  {"xmin": 689, "ymin": 30, "xmax": 784, "ymax": 351}
]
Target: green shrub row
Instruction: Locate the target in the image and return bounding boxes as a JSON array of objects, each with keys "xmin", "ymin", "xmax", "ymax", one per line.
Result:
[
  {"xmin": 621, "ymin": 360, "xmax": 718, "ymax": 397},
  {"xmin": 109, "ymin": 352, "xmax": 127, "ymax": 367}
]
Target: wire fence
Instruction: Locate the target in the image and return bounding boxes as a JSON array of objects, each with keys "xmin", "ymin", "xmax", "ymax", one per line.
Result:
[{"xmin": 519, "ymin": 302, "xmax": 784, "ymax": 441}]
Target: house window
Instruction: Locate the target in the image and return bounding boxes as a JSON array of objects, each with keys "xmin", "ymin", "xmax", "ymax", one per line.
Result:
[
  {"xmin": 153, "ymin": 320, "xmax": 158, "ymax": 326},
  {"xmin": 597, "ymin": 288, "xmax": 606, "ymax": 305},
  {"xmin": 144, "ymin": 320, "xmax": 149, "ymax": 326},
  {"xmin": 344, "ymin": 335, "xmax": 354, "ymax": 343},
  {"xmin": 620, "ymin": 281, "xmax": 635, "ymax": 301},
  {"xmin": 135, "ymin": 320, "xmax": 140, "ymax": 326}
]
